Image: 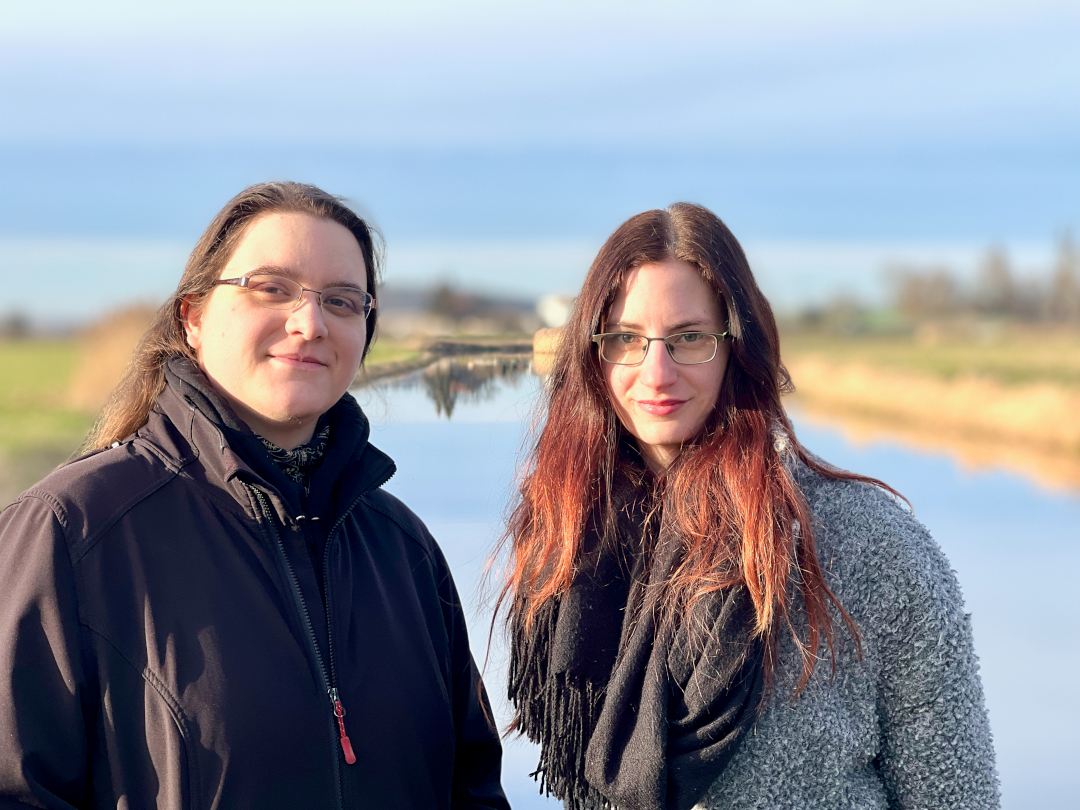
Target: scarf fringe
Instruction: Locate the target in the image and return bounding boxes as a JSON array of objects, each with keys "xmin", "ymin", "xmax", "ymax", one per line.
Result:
[{"xmin": 508, "ymin": 605, "xmax": 611, "ymax": 809}]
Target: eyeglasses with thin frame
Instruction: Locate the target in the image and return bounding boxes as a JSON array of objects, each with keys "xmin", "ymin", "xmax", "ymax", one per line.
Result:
[
  {"xmin": 591, "ymin": 331, "xmax": 730, "ymax": 365},
  {"xmin": 214, "ymin": 274, "xmax": 376, "ymax": 320}
]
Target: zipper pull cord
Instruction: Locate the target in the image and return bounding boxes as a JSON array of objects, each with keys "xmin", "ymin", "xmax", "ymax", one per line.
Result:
[{"xmin": 329, "ymin": 688, "xmax": 357, "ymax": 765}]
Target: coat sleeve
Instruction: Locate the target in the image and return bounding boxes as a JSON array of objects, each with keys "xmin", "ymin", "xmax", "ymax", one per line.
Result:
[
  {"xmin": 872, "ymin": 514, "xmax": 1000, "ymax": 809},
  {"xmin": 431, "ymin": 546, "xmax": 511, "ymax": 810},
  {"xmin": 0, "ymin": 495, "xmax": 90, "ymax": 809}
]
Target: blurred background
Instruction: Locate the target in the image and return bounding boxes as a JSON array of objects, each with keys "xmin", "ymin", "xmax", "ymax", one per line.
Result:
[{"xmin": 1, "ymin": 0, "xmax": 1078, "ymax": 806}]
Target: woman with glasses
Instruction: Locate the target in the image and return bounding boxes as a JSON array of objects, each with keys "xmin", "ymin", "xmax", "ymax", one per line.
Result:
[
  {"xmin": 0, "ymin": 182, "xmax": 509, "ymax": 809},
  {"xmin": 501, "ymin": 204, "xmax": 997, "ymax": 809}
]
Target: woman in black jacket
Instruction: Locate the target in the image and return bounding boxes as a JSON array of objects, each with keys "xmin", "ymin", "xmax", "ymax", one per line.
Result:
[{"xmin": 0, "ymin": 182, "xmax": 509, "ymax": 809}]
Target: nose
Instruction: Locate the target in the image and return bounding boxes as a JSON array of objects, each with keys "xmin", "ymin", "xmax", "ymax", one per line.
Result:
[
  {"xmin": 637, "ymin": 339, "xmax": 678, "ymax": 389},
  {"xmin": 284, "ymin": 290, "xmax": 329, "ymax": 340}
]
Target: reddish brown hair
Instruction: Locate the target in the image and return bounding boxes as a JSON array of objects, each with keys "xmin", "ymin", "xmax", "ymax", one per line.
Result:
[{"xmin": 501, "ymin": 203, "xmax": 894, "ymax": 696}]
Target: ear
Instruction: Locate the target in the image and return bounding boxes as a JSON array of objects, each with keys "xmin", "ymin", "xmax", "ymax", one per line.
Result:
[{"xmin": 180, "ymin": 296, "xmax": 204, "ymax": 352}]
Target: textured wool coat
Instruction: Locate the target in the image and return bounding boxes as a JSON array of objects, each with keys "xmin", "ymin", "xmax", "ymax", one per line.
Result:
[{"xmin": 695, "ymin": 466, "xmax": 999, "ymax": 809}]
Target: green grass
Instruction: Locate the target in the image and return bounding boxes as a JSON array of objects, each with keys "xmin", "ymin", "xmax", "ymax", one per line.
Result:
[
  {"xmin": 0, "ymin": 339, "xmax": 81, "ymax": 407},
  {"xmin": 780, "ymin": 329, "xmax": 1080, "ymax": 389},
  {"xmin": 0, "ymin": 339, "xmax": 95, "ymax": 455},
  {"xmin": 364, "ymin": 340, "xmax": 424, "ymax": 367},
  {"xmin": 0, "ymin": 336, "xmax": 422, "ymax": 455}
]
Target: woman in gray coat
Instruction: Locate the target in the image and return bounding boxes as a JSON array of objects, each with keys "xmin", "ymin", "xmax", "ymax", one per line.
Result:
[{"xmin": 502, "ymin": 203, "xmax": 998, "ymax": 809}]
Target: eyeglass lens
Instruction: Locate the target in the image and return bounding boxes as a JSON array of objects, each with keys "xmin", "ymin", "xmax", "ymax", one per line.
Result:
[
  {"xmin": 599, "ymin": 333, "xmax": 718, "ymax": 365},
  {"xmin": 245, "ymin": 274, "xmax": 373, "ymax": 318}
]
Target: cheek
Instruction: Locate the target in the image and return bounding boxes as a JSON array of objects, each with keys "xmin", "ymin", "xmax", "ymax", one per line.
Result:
[
  {"xmin": 337, "ymin": 327, "xmax": 368, "ymax": 366},
  {"xmin": 602, "ymin": 365, "xmax": 629, "ymax": 403},
  {"xmin": 202, "ymin": 306, "xmax": 278, "ymax": 364},
  {"xmin": 692, "ymin": 358, "xmax": 728, "ymax": 411}
]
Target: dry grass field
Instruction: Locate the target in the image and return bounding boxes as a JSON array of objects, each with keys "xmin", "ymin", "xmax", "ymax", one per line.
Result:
[
  {"xmin": 781, "ymin": 327, "xmax": 1080, "ymax": 489},
  {"xmin": 781, "ymin": 327, "xmax": 1080, "ymax": 389}
]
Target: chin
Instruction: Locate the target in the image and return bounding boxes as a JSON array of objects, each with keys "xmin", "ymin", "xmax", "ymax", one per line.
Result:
[
  {"xmin": 275, "ymin": 389, "xmax": 339, "ymax": 416},
  {"xmin": 281, "ymin": 403, "xmax": 332, "ymax": 423},
  {"xmin": 638, "ymin": 426, "xmax": 694, "ymax": 447}
]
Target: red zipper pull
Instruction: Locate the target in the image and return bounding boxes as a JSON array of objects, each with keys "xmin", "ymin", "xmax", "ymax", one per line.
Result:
[{"xmin": 329, "ymin": 688, "xmax": 357, "ymax": 764}]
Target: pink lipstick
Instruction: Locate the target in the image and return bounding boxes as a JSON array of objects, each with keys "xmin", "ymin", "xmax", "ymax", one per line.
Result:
[{"xmin": 635, "ymin": 399, "xmax": 686, "ymax": 416}]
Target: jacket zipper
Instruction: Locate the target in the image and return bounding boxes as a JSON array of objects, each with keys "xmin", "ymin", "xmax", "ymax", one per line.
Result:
[
  {"xmin": 249, "ymin": 485, "xmax": 347, "ymax": 810},
  {"xmin": 318, "ymin": 469, "xmax": 395, "ymax": 765},
  {"xmin": 248, "ymin": 464, "xmax": 395, "ymax": 803}
]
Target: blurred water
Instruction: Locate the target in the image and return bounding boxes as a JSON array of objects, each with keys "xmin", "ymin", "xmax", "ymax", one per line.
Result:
[{"xmin": 353, "ymin": 368, "xmax": 1079, "ymax": 809}]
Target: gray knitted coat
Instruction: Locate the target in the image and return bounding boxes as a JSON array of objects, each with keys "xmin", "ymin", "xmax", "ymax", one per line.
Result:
[{"xmin": 695, "ymin": 467, "xmax": 999, "ymax": 809}]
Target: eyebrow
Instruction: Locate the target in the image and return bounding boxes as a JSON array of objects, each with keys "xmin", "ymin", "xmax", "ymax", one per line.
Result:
[
  {"xmin": 605, "ymin": 318, "xmax": 714, "ymax": 333},
  {"xmin": 245, "ymin": 264, "xmax": 365, "ymax": 291}
]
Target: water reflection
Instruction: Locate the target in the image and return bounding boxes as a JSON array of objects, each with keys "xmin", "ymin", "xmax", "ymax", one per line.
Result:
[
  {"xmin": 360, "ymin": 352, "xmax": 1080, "ymax": 495},
  {"xmin": 363, "ymin": 354, "xmax": 533, "ymax": 418},
  {"xmin": 790, "ymin": 397, "xmax": 1080, "ymax": 494}
]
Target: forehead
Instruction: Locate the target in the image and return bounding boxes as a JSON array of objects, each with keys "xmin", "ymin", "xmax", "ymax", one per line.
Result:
[
  {"xmin": 605, "ymin": 259, "xmax": 722, "ymax": 328},
  {"xmin": 224, "ymin": 212, "xmax": 368, "ymax": 287}
]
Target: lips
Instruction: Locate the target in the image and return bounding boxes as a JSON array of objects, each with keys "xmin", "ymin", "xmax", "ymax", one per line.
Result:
[
  {"xmin": 271, "ymin": 353, "xmax": 328, "ymax": 369},
  {"xmin": 635, "ymin": 399, "xmax": 686, "ymax": 416}
]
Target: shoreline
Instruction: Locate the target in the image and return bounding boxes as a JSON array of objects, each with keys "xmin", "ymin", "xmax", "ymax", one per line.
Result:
[
  {"xmin": 356, "ymin": 336, "xmax": 533, "ymax": 386},
  {"xmin": 5, "ymin": 329, "xmax": 1079, "ymax": 495},
  {"xmin": 784, "ymin": 355, "xmax": 1080, "ymax": 456},
  {"xmin": 783, "ymin": 353, "xmax": 1080, "ymax": 492}
]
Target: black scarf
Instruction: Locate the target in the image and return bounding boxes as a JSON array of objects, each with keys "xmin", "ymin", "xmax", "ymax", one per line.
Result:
[{"xmin": 508, "ymin": 471, "xmax": 764, "ymax": 810}]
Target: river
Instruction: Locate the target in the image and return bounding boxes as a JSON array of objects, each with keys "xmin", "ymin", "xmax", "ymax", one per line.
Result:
[{"xmin": 353, "ymin": 359, "xmax": 1079, "ymax": 809}]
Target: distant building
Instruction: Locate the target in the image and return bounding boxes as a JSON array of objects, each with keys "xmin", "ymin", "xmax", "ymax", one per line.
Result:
[{"xmin": 536, "ymin": 295, "xmax": 575, "ymax": 328}]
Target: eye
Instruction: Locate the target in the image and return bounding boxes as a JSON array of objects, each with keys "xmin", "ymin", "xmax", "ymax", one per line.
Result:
[
  {"xmin": 613, "ymin": 333, "xmax": 642, "ymax": 344},
  {"xmin": 322, "ymin": 289, "xmax": 364, "ymax": 316},
  {"xmin": 246, "ymin": 276, "xmax": 295, "ymax": 299},
  {"xmin": 670, "ymin": 331, "xmax": 705, "ymax": 344}
]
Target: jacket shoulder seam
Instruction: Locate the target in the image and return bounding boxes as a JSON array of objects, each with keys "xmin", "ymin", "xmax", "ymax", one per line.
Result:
[
  {"xmin": 70, "ymin": 467, "xmax": 181, "ymax": 565},
  {"xmin": 360, "ymin": 492, "xmax": 436, "ymax": 559},
  {"xmin": 10, "ymin": 489, "xmax": 71, "ymax": 531}
]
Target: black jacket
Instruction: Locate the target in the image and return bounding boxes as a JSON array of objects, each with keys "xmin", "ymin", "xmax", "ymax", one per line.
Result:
[{"xmin": 0, "ymin": 360, "xmax": 509, "ymax": 810}]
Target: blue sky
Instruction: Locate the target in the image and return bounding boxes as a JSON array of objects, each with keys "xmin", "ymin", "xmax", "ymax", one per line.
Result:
[
  {"xmin": 3, "ymin": 0, "xmax": 1076, "ymax": 151},
  {"xmin": 1, "ymin": 0, "xmax": 1077, "ymax": 314}
]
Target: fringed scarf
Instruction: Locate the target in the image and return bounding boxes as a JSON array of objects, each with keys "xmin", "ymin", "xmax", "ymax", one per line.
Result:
[{"xmin": 508, "ymin": 472, "xmax": 764, "ymax": 810}]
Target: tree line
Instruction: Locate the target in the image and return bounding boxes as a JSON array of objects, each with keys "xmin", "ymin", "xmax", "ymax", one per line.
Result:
[{"xmin": 891, "ymin": 234, "xmax": 1079, "ymax": 324}]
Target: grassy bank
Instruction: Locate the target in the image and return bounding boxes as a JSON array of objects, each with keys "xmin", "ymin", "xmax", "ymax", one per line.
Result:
[
  {"xmin": 780, "ymin": 327, "xmax": 1080, "ymax": 389},
  {"xmin": 780, "ymin": 328, "xmax": 1080, "ymax": 483},
  {"xmin": 5, "ymin": 327, "xmax": 1078, "ymax": 500},
  {"xmin": 0, "ymin": 339, "xmax": 96, "ymax": 504},
  {"xmin": 0, "ymin": 339, "xmax": 94, "ymax": 455},
  {"xmin": 365, "ymin": 339, "xmax": 424, "ymax": 367}
]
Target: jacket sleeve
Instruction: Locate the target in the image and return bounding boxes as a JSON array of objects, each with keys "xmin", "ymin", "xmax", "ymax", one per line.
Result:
[
  {"xmin": 0, "ymin": 495, "xmax": 89, "ymax": 809},
  {"xmin": 872, "ymin": 516, "xmax": 1000, "ymax": 809},
  {"xmin": 432, "ymin": 546, "xmax": 511, "ymax": 810}
]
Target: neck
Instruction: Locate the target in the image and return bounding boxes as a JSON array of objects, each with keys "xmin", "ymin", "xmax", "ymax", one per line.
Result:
[
  {"xmin": 640, "ymin": 444, "xmax": 679, "ymax": 474},
  {"xmin": 222, "ymin": 393, "xmax": 318, "ymax": 450},
  {"xmin": 246, "ymin": 416, "xmax": 316, "ymax": 450}
]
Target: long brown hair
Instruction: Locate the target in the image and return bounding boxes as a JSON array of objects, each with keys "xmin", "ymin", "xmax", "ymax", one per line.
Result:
[
  {"xmin": 83, "ymin": 181, "xmax": 382, "ymax": 452},
  {"xmin": 501, "ymin": 203, "xmax": 895, "ymax": 695}
]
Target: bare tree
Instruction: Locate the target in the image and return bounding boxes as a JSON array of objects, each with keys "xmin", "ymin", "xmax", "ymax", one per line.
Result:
[
  {"xmin": 1046, "ymin": 233, "xmax": 1080, "ymax": 324},
  {"xmin": 890, "ymin": 266, "xmax": 961, "ymax": 320},
  {"xmin": 972, "ymin": 247, "xmax": 1018, "ymax": 316}
]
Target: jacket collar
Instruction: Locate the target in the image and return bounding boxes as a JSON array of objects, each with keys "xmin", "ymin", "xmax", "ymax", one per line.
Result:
[{"xmin": 140, "ymin": 357, "xmax": 395, "ymax": 525}]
